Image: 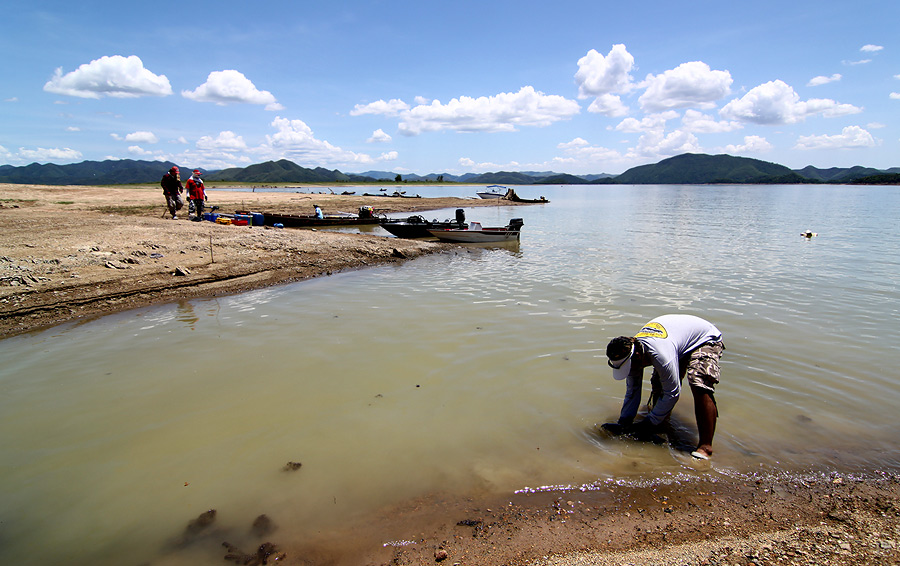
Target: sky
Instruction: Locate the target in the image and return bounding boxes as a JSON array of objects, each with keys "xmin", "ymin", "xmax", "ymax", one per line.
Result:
[{"xmin": 1, "ymin": 0, "xmax": 898, "ymax": 176}]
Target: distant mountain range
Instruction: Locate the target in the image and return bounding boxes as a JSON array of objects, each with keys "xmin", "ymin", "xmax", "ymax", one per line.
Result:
[{"xmin": 1, "ymin": 154, "xmax": 898, "ymax": 186}]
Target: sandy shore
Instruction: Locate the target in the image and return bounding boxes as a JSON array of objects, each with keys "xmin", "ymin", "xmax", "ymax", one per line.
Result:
[{"xmin": 2, "ymin": 184, "xmax": 898, "ymax": 565}]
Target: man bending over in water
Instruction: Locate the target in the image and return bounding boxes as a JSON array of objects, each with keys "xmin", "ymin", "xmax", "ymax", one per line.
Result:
[{"xmin": 603, "ymin": 314, "xmax": 724, "ymax": 460}]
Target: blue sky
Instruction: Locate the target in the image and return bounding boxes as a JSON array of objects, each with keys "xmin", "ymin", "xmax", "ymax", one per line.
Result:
[{"xmin": 1, "ymin": 0, "xmax": 897, "ymax": 175}]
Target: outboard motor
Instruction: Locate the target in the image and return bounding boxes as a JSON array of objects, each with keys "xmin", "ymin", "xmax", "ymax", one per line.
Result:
[
  {"xmin": 508, "ymin": 218, "xmax": 524, "ymax": 230},
  {"xmin": 455, "ymin": 208, "xmax": 466, "ymax": 224}
]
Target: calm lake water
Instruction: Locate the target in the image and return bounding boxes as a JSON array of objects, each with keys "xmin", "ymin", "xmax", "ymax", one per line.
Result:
[{"xmin": 1, "ymin": 184, "xmax": 899, "ymax": 565}]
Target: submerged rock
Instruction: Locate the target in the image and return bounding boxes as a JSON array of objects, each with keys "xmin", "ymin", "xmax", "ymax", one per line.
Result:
[
  {"xmin": 251, "ymin": 514, "xmax": 277, "ymax": 537},
  {"xmin": 223, "ymin": 541, "xmax": 286, "ymax": 564},
  {"xmin": 185, "ymin": 509, "xmax": 217, "ymax": 535}
]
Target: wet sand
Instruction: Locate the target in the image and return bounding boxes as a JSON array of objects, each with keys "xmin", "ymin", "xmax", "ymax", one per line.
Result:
[{"xmin": 2, "ymin": 184, "xmax": 898, "ymax": 565}]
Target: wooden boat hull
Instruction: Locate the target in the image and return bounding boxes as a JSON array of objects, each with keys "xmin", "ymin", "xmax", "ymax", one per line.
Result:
[{"xmin": 260, "ymin": 213, "xmax": 381, "ymax": 227}]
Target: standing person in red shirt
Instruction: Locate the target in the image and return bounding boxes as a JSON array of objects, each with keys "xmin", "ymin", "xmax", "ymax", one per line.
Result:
[
  {"xmin": 160, "ymin": 166, "xmax": 184, "ymax": 219},
  {"xmin": 185, "ymin": 169, "xmax": 206, "ymax": 221}
]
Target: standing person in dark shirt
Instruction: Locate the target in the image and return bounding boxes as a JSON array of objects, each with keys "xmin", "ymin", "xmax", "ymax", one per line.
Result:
[{"xmin": 160, "ymin": 166, "xmax": 184, "ymax": 219}]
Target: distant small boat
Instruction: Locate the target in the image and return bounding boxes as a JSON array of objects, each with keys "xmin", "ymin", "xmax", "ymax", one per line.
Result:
[
  {"xmin": 428, "ymin": 218, "xmax": 524, "ymax": 243},
  {"xmin": 476, "ymin": 185, "xmax": 508, "ymax": 199}
]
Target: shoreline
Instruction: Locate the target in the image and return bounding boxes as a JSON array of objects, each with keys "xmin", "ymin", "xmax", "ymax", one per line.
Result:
[
  {"xmin": 172, "ymin": 468, "xmax": 900, "ymax": 566},
  {"xmin": 2, "ymin": 184, "xmax": 898, "ymax": 565}
]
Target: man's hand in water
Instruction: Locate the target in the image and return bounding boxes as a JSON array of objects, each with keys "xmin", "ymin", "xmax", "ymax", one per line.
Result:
[
  {"xmin": 628, "ymin": 419, "xmax": 661, "ymax": 442},
  {"xmin": 601, "ymin": 418, "xmax": 634, "ymax": 436},
  {"xmin": 601, "ymin": 422, "xmax": 627, "ymax": 435}
]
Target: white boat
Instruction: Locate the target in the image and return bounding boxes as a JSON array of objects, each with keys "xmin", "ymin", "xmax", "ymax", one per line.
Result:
[
  {"xmin": 476, "ymin": 185, "xmax": 508, "ymax": 199},
  {"xmin": 428, "ymin": 218, "xmax": 523, "ymax": 243}
]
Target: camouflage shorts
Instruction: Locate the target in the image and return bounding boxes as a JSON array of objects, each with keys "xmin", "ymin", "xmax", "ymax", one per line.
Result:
[
  {"xmin": 648, "ymin": 341, "xmax": 724, "ymax": 410},
  {"xmin": 684, "ymin": 341, "xmax": 724, "ymax": 392}
]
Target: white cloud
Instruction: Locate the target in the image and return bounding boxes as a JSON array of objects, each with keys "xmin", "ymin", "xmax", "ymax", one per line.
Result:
[
  {"xmin": 350, "ymin": 99, "xmax": 410, "ymax": 116},
  {"xmin": 4, "ymin": 97, "xmax": 18, "ymax": 102},
  {"xmin": 723, "ymin": 135, "xmax": 773, "ymax": 154},
  {"xmin": 260, "ymin": 116, "xmax": 374, "ymax": 166},
  {"xmin": 614, "ymin": 111, "xmax": 679, "ymax": 133},
  {"xmin": 574, "ymin": 44, "xmax": 635, "ymax": 98},
  {"xmin": 891, "ymin": 92, "xmax": 900, "ymax": 100},
  {"xmin": 43, "ymin": 55, "xmax": 172, "ymax": 99},
  {"xmin": 17, "ymin": 147, "xmax": 83, "ymax": 162},
  {"xmin": 720, "ymin": 80, "xmax": 861, "ymax": 124},
  {"xmin": 861, "ymin": 44, "xmax": 884, "ymax": 53},
  {"xmin": 127, "ymin": 145, "xmax": 156, "ymax": 156},
  {"xmin": 367, "ymin": 128, "xmax": 392, "ymax": 143},
  {"xmin": 413, "ymin": 96, "xmax": 431, "ymax": 105},
  {"xmin": 65, "ymin": 126, "xmax": 80, "ymax": 132},
  {"xmin": 456, "ymin": 157, "xmax": 523, "ymax": 172},
  {"xmin": 794, "ymin": 126, "xmax": 876, "ymax": 150},
  {"xmin": 808, "ymin": 74, "xmax": 842, "ymax": 87},
  {"xmin": 197, "ymin": 131, "xmax": 247, "ymax": 151},
  {"xmin": 182, "ymin": 70, "xmax": 283, "ymax": 110},
  {"xmin": 844, "ymin": 59, "xmax": 871, "ymax": 66},
  {"xmin": 556, "ymin": 137, "xmax": 621, "ymax": 162},
  {"xmin": 586, "ymin": 94, "xmax": 629, "ymax": 117},
  {"xmin": 638, "ymin": 61, "xmax": 732, "ymax": 112},
  {"xmin": 379, "ymin": 151, "xmax": 399, "ymax": 161},
  {"xmin": 630, "ymin": 129, "xmax": 701, "ymax": 158},
  {"xmin": 124, "ymin": 131, "xmax": 158, "ymax": 144},
  {"xmin": 681, "ymin": 109, "xmax": 742, "ymax": 133},
  {"xmin": 396, "ymin": 86, "xmax": 580, "ymax": 135}
]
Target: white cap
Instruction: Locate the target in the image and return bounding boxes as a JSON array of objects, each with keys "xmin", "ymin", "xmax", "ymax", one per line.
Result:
[{"xmin": 608, "ymin": 343, "xmax": 634, "ymax": 380}]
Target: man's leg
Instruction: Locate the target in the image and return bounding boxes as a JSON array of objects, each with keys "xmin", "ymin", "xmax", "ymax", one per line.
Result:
[{"xmin": 690, "ymin": 385, "xmax": 717, "ymax": 457}]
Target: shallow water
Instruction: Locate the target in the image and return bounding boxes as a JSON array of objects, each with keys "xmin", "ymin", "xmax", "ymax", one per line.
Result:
[{"xmin": 1, "ymin": 184, "xmax": 899, "ymax": 564}]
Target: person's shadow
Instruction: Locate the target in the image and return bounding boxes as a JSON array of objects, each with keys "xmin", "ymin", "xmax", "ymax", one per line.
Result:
[{"xmin": 595, "ymin": 414, "xmax": 697, "ymax": 455}]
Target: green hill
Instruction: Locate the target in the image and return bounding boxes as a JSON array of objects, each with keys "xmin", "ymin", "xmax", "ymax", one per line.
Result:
[
  {"xmin": 613, "ymin": 153, "xmax": 805, "ymax": 184},
  {"xmin": 794, "ymin": 165, "xmax": 887, "ymax": 183},
  {"xmin": 205, "ymin": 159, "xmax": 366, "ymax": 183},
  {"xmin": 467, "ymin": 171, "xmax": 542, "ymax": 185},
  {"xmin": 0, "ymin": 159, "xmax": 183, "ymax": 185}
]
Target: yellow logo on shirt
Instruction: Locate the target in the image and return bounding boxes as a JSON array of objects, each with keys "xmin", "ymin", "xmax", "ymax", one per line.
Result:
[{"xmin": 635, "ymin": 322, "xmax": 667, "ymax": 339}]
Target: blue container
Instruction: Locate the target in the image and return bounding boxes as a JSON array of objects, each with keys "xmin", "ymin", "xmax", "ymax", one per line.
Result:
[
  {"xmin": 233, "ymin": 214, "xmax": 253, "ymax": 226},
  {"xmin": 202, "ymin": 212, "xmax": 219, "ymax": 222},
  {"xmin": 251, "ymin": 213, "xmax": 265, "ymax": 226}
]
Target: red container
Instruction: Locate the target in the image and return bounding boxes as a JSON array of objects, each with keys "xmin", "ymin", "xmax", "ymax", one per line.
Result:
[{"xmin": 231, "ymin": 219, "xmax": 249, "ymax": 226}]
